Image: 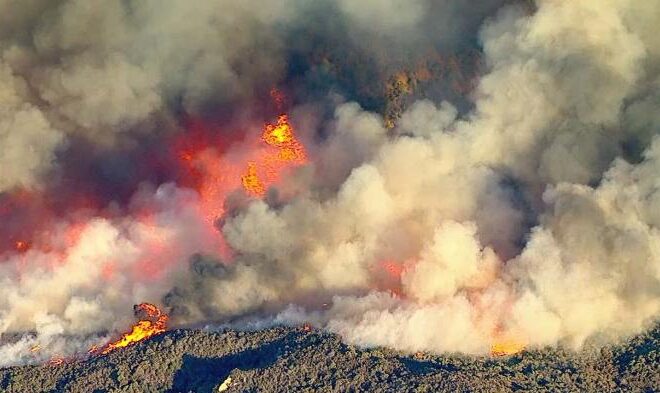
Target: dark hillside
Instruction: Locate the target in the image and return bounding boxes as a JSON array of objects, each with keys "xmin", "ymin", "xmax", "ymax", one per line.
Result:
[{"xmin": 2, "ymin": 325, "xmax": 658, "ymax": 392}]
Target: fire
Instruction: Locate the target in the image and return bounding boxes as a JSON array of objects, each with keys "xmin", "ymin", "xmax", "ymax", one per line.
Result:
[
  {"xmin": 4, "ymin": 91, "xmax": 309, "ymax": 361},
  {"xmin": 490, "ymin": 339, "xmax": 526, "ymax": 357},
  {"xmin": 380, "ymin": 260, "xmax": 404, "ymax": 279},
  {"xmin": 98, "ymin": 303, "xmax": 168, "ymax": 355},
  {"xmin": 263, "ymin": 114, "xmax": 294, "ymax": 146},
  {"xmin": 261, "ymin": 115, "xmax": 306, "ymax": 163},
  {"xmin": 174, "ymin": 110, "xmax": 306, "ymax": 223},
  {"xmin": 88, "ymin": 344, "xmax": 100, "ymax": 354},
  {"xmin": 374, "ymin": 259, "xmax": 408, "ymax": 297},
  {"xmin": 241, "ymin": 162, "xmax": 266, "ymax": 197},
  {"xmin": 488, "ymin": 318, "xmax": 527, "ymax": 357},
  {"xmin": 14, "ymin": 240, "xmax": 29, "ymax": 252},
  {"xmin": 237, "ymin": 114, "xmax": 307, "ymax": 198},
  {"xmin": 48, "ymin": 357, "xmax": 65, "ymax": 366}
]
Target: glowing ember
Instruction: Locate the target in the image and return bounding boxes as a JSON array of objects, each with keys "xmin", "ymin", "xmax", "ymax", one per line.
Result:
[
  {"xmin": 48, "ymin": 356, "xmax": 65, "ymax": 366},
  {"xmin": 14, "ymin": 240, "xmax": 29, "ymax": 252},
  {"xmin": 241, "ymin": 162, "xmax": 266, "ymax": 197},
  {"xmin": 218, "ymin": 376, "xmax": 232, "ymax": 392},
  {"xmin": 380, "ymin": 260, "xmax": 404, "ymax": 278},
  {"xmin": 490, "ymin": 340, "xmax": 526, "ymax": 357},
  {"xmin": 98, "ymin": 303, "xmax": 168, "ymax": 355},
  {"xmin": 178, "ymin": 150, "xmax": 194, "ymax": 163}
]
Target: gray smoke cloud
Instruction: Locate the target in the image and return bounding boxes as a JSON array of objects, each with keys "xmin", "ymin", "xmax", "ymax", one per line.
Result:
[
  {"xmin": 171, "ymin": 0, "xmax": 660, "ymax": 354},
  {"xmin": 1, "ymin": 0, "xmax": 659, "ymax": 366},
  {"xmin": 0, "ymin": 62, "xmax": 64, "ymax": 191},
  {"xmin": 0, "ymin": 0, "xmax": 294, "ymax": 193},
  {"xmin": 0, "ymin": 0, "xmax": 502, "ymax": 193}
]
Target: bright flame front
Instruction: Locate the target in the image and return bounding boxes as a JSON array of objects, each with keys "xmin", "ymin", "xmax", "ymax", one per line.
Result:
[{"xmin": 98, "ymin": 303, "xmax": 168, "ymax": 355}]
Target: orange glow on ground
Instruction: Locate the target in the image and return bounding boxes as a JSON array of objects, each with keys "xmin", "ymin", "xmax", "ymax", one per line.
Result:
[
  {"xmin": 48, "ymin": 356, "xmax": 65, "ymax": 366},
  {"xmin": 490, "ymin": 339, "xmax": 526, "ymax": 357}
]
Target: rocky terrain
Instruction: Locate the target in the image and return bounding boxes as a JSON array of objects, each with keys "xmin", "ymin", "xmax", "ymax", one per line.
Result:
[{"xmin": 1, "ymin": 324, "xmax": 658, "ymax": 392}]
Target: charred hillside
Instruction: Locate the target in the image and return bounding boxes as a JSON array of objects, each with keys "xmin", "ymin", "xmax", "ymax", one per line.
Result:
[{"xmin": 1, "ymin": 325, "xmax": 659, "ymax": 393}]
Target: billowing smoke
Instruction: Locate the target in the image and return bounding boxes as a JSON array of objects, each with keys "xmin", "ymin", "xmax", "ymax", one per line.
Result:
[{"xmin": 1, "ymin": 0, "xmax": 659, "ymax": 366}]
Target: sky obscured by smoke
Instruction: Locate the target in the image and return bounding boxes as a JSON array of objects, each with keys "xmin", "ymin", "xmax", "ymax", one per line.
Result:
[{"xmin": 1, "ymin": 0, "xmax": 659, "ymax": 366}]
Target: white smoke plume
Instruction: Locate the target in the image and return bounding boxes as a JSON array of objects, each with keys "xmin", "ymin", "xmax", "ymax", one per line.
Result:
[{"xmin": 1, "ymin": 0, "xmax": 659, "ymax": 366}]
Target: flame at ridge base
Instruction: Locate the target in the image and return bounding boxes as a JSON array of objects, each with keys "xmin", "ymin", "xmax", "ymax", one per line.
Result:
[
  {"xmin": 490, "ymin": 340, "xmax": 526, "ymax": 357},
  {"xmin": 97, "ymin": 303, "xmax": 168, "ymax": 355}
]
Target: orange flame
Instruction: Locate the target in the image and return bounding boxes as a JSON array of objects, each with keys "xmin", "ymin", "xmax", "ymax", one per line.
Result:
[
  {"xmin": 98, "ymin": 303, "xmax": 168, "ymax": 355},
  {"xmin": 14, "ymin": 240, "xmax": 29, "ymax": 252},
  {"xmin": 261, "ymin": 114, "xmax": 303, "ymax": 153},
  {"xmin": 380, "ymin": 260, "xmax": 404, "ymax": 279},
  {"xmin": 241, "ymin": 162, "xmax": 266, "ymax": 197},
  {"xmin": 490, "ymin": 339, "xmax": 526, "ymax": 357},
  {"xmin": 237, "ymin": 114, "xmax": 307, "ymax": 197},
  {"xmin": 88, "ymin": 344, "xmax": 100, "ymax": 354},
  {"xmin": 48, "ymin": 356, "xmax": 65, "ymax": 366}
]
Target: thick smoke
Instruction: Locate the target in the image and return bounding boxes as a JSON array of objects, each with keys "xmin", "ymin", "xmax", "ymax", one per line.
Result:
[
  {"xmin": 1, "ymin": 0, "xmax": 659, "ymax": 366},
  {"xmin": 176, "ymin": 0, "xmax": 660, "ymax": 353},
  {"xmin": 0, "ymin": 62, "xmax": 64, "ymax": 191}
]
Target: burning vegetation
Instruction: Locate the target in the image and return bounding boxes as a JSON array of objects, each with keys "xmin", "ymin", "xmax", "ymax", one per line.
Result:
[
  {"xmin": 2, "ymin": 326, "xmax": 659, "ymax": 392},
  {"xmin": 0, "ymin": 1, "xmax": 658, "ymax": 382},
  {"xmin": 95, "ymin": 303, "xmax": 168, "ymax": 355},
  {"xmin": 490, "ymin": 340, "xmax": 527, "ymax": 357},
  {"xmin": 241, "ymin": 113, "xmax": 307, "ymax": 197},
  {"xmin": 241, "ymin": 162, "xmax": 266, "ymax": 197}
]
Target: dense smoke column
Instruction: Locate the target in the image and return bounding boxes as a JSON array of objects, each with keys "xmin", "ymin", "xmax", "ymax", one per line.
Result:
[
  {"xmin": 170, "ymin": 0, "xmax": 660, "ymax": 355},
  {"xmin": 0, "ymin": 0, "xmax": 503, "ymax": 252}
]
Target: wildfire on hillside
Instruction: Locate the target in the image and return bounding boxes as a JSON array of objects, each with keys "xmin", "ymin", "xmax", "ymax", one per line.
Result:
[
  {"xmin": 2, "ymin": 0, "xmax": 657, "ymax": 370},
  {"xmin": 490, "ymin": 339, "xmax": 526, "ymax": 357},
  {"xmin": 242, "ymin": 162, "xmax": 266, "ymax": 197},
  {"xmin": 94, "ymin": 303, "xmax": 169, "ymax": 355}
]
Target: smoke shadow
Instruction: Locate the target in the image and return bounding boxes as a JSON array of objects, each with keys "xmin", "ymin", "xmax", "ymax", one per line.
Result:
[
  {"xmin": 400, "ymin": 358, "xmax": 458, "ymax": 375},
  {"xmin": 169, "ymin": 331, "xmax": 300, "ymax": 393}
]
